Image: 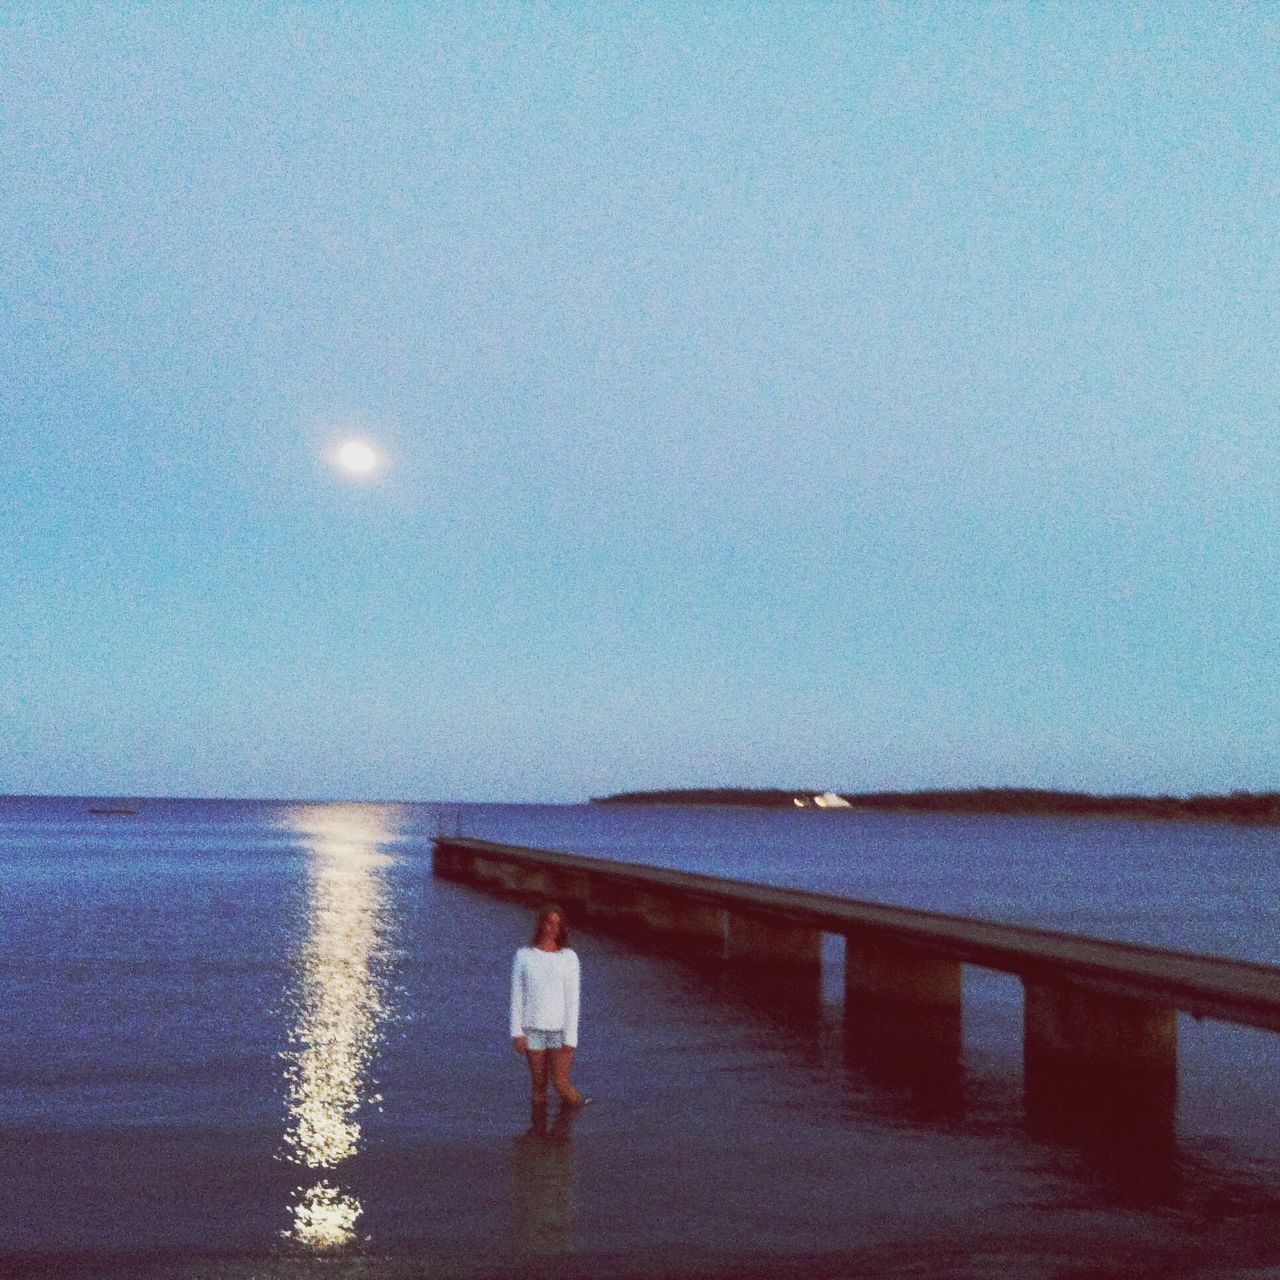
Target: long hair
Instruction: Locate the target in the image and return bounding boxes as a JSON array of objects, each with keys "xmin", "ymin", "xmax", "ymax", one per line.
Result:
[{"xmin": 531, "ymin": 903, "xmax": 569, "ymax": 949}]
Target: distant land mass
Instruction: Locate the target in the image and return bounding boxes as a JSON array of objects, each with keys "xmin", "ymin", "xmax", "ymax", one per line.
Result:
[{"xmin": 590, "ymin": 787, "xmax": 1280, "ymax": 825}]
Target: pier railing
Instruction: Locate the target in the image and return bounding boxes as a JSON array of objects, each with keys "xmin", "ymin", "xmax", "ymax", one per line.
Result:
[{"xmin": 432, "ymin": 835, "xmax": 1280, "ymax": 1106}]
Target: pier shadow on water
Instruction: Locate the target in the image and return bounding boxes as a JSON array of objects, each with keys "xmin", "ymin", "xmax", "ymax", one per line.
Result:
[
  {"xmin": 630, "ymin": 929, "xmax": 1199, "ymax": 1215},
  {"xmin": 1023, "ymin": 1058, "xmax": 1181, "ymax": 1204},
  {"xmin": 841, "ymin": 1007, "xmax": 966, "ymax": 1125}
]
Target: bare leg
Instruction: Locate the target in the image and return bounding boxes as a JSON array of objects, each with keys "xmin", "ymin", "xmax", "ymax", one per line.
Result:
[
  {"xmin": 525, "ymin": 1049, "xmax": 549, "ymax": 1105},
  {"xmin": 548, "ymin": 1045, "xmax": 584, "ymax": 1105}
]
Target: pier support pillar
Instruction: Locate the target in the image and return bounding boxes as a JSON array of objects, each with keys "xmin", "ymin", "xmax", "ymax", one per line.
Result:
[
  {"xmin": 844, "ymin": 935, "xmax": 962, "ymax": 1010},
  {"xmin": 1023, "ymin": 979, "xmax": 1177, "ymax": 1141},
  {"xmin": 722, "ymin": 910, "xmax": 822, "ymax": 969},
  {"xmin": 545, "ymin": 869, "xmax": 593, "ymax": 913},
  {"xmin": 431, "ymin": 840, "xmax": 468, "ymax": 880},
  {"xmin": 586, "ymin": 881, "xmax": 727, "ymax": 947},
  {"xmin": 472, "ymin": 854, "xmax": 551, "ymax": 896},
  {"xmin": 433, "ymin": 841, "xmax": 597, "ymax": 914},
  {"xmin": 638, "ymin": 890, "xmax": 728, "ymax": 945},
  {"xmin": 433, "ymin": 844, "xmax": 557, "ymax": 899},
  {"xmin": 1023, "ymin": 979, "xmax": 1176, "ymax": 1077}
]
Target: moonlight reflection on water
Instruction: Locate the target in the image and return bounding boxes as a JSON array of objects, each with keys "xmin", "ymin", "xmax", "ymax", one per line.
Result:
[{"xmin": 280, "ymin": 804, "xmax": 403, "ymax": 1250}]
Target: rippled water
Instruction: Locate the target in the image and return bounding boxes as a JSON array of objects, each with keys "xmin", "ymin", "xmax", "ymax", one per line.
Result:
[{"xmin": 2, "ymin": 796, "xmax": 1278, "ymax": 1278}]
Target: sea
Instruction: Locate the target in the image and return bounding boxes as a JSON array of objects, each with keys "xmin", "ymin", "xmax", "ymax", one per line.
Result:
[{"xmin": 2, "ymin": 795, "xmax": 1279, "ymax": 1279}]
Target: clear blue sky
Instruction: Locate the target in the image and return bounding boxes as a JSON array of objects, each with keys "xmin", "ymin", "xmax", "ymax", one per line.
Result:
[{"xmin": 3, "ymin": 5, "xmax": 1277, "ymax": 802}]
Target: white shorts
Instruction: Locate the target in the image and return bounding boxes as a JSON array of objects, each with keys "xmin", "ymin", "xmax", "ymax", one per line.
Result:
[{"xmin": 523, "ymin": 1028, "xmax": 567, "ymax": 1051}]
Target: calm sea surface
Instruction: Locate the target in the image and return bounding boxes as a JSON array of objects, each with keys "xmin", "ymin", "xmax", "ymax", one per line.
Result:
[{"xmin": 2, "ymin": 796, "xmax": 1279, "ymax": 1279}]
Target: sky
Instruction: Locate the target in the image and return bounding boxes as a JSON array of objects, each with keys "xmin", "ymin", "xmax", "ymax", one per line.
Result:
[{"xmin": 3, "ymin": 4, "xmax": 1278, "ymax": 803}]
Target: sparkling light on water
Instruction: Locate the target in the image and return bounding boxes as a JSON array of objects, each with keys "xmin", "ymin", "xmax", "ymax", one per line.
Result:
[
  {"xmin": 290, "ymin": 1181, "xmax": 364, "ymax": 1252},
  {"xmin": 279, "ymin": 804, "xmax": 403, "ymax": 1249}
]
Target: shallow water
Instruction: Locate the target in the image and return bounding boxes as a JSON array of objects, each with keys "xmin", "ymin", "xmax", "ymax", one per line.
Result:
[{"xmin": 2, "ymin": 796, "xmax": 1278, "ymax": 1278}]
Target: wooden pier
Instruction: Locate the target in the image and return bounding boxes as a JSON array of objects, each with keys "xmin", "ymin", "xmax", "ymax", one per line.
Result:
[{"xmin": 433, "ymin": 836, "xmax": 1280, "ymax": 1120}]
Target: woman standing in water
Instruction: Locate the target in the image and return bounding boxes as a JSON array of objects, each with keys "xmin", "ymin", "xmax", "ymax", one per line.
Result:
[{"xmin": 510, "ymin": 904, "xmax": 589, "ymax": 1107}]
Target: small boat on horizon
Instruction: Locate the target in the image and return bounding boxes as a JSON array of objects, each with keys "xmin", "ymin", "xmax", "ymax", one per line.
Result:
[{"xmin": 793, "ymin": 791, "xmax": 853, "ymax": 809}]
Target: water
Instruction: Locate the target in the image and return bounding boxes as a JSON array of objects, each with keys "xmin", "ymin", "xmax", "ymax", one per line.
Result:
[{"xmin": 2, "ymin": 796, "xmax": 1279, "ymax": 1278}]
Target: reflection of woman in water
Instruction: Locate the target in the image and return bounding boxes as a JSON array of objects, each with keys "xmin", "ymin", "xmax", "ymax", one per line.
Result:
[
  {"xmin": 511, "ymin": 1098, "xmax": 579, "ymax": 1254},
  {"xmin": 510, "ymin": 905, "xmax": 589, "ymax": 1107}
]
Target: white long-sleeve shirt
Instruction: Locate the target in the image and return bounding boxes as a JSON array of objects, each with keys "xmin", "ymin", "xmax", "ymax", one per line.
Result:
[{"xmin": 509, "ymin": 946, "xmax": 580, "ymax": 1047}]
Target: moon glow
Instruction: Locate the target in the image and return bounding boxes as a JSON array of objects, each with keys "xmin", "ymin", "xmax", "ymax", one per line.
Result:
[{"xmin": 336, "ymin": 440, "xmax": 378, "ymax": 474}]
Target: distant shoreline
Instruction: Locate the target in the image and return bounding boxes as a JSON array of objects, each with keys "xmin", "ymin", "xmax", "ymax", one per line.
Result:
[{"xmin": 590, "ymin": 786, "xmax": 1280, "ymax": 825}]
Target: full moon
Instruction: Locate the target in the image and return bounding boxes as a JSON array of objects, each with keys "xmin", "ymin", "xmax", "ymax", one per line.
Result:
[{"xmin": 336, "ymin": 440, "xmax": 378, "ymax": 474}]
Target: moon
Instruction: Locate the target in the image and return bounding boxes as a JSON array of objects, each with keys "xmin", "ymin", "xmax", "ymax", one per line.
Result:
[{"xmin": 335, "ymin": 439, "xmax": 378, "ymax": 474}]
